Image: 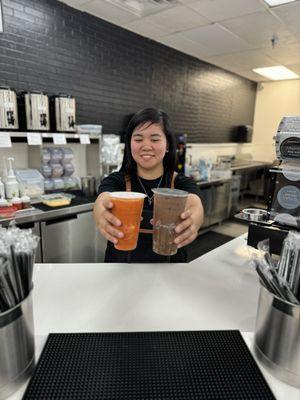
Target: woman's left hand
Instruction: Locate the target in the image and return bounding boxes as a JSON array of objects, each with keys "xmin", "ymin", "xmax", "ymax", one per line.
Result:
[{"xmin": 174, "ymin": 194, "xmax": 204, "ymax": 248}]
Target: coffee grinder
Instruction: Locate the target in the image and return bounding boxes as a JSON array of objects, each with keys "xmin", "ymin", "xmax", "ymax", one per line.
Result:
[{"xmin": 242, "ymin": 116, "xmax": 300, "ymax": 255}]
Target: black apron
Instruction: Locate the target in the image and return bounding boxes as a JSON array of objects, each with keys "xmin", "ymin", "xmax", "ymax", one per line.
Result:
[{"xmin": 104, "ymin": 172, "xmax": 187, "ymax": 263}]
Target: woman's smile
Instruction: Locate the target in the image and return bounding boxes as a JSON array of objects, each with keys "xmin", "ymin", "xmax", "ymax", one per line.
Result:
[{"xmin": 140, "ymin": 154, "xmax": 154, "ymax": 160}]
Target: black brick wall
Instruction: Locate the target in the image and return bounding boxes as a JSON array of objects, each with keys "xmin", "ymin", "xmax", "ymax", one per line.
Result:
[{"xmin": 0, "ymin": 0, "xmax": 257, "ymax": 142}]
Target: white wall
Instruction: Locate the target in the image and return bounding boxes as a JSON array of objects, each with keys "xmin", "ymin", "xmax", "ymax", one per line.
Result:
[
  {"xmin": 251, "ymin": 79, "xmax": 300, "ymax": 162},
  {"xmin": 187, "ymin": 79, "xmax": 300, "ymax": 165},
  {"xmin": 186, "ymin": 143, "xmax": 253, "ymax": 165}
]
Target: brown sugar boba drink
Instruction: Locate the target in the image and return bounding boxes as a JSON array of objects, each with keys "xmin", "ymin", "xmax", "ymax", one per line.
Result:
[{"xmin": 152, "ymin": 188, "xmax": 188, "ymax": 256}]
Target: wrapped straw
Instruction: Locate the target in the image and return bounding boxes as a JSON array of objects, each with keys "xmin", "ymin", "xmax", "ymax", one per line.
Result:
[
  {"xmin": 0, "ymin": 225, "xmax": 39, "ymax": 313},
  {"xmin": 250, "ymin": 238, "xmax": 300, "ymax": 305}
]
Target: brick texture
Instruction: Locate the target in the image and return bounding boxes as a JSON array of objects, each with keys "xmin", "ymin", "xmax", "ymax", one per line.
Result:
[{"xmin": 0, "ymin": 0, "xmax": 257, "ymax": 142}]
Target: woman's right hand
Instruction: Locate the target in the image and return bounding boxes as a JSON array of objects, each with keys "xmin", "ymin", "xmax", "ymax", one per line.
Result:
[{"xmin": 93, "ymin": 192, "xmax": 124, "ymax": 245}]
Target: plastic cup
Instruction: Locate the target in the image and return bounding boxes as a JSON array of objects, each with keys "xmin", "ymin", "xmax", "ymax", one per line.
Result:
[
  {"xmin": 109, "ymin": 192, "xmax": 146, "ymax": 251},
  {"xmin": 152, "ymin": 188, "xmax": 188, "ymax": 256}
]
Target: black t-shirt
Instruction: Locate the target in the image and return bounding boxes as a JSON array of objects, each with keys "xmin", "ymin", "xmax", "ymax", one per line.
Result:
[{"xmin": 98, "ymin": 171, "xmax": 202, "ymax": 263}]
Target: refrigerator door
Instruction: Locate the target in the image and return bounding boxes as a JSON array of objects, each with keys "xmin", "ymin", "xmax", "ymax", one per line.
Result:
[
  {"xmin": 41, "ymin": 211, "xmax": 106, "ymax": 263},
  {"xmin": 210, "ymin": 181, "xmax": 231, "ymax": 226}
]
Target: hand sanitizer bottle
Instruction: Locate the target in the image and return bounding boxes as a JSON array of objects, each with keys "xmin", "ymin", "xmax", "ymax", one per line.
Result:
[
  {"xmin": 5, "ymin": 157, "xmax": 19, "ymax": 199},
  {"xmin": 0, "ymin": 177, "xmax": 5, "ymax": 198}
]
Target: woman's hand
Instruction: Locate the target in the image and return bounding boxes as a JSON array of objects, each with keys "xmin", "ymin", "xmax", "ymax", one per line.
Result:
[
  {"xmin": 174, "ymin": 194, "xmax": 204, "ymax": 248},
  {"xmin": 93, "ymin": 192, "xmax": 124, "ymax": 245}
]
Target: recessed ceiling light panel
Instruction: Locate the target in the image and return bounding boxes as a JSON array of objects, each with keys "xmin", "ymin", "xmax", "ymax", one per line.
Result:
[
  {"xmin": 252, "ymin": 66, "xmax": 299, "ymax": 80},
  {"xmin": 104, "ymin": 0, "xmax": 178, "ymax": 17},
  {"xmin": 263, "ymin": 0, "xmax": 296, "ymax": 7}
]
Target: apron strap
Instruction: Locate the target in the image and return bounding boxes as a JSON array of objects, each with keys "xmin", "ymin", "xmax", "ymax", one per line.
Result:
[
  {"xmin": 125, "ymin": 174, "xmax": 131, "ymax": 191},
  {"xmin": 171, "ymin": 171, "xmax": 177, "ymax": 189},
  {"xmin": 139, "ymin": 228, "xmax": 153, "ymax": 234}
]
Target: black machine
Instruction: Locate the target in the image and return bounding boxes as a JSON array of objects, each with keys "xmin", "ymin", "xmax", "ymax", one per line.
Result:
[
  {"xmin": 241, "ymin": 116, "xmax": 300, "ymax": 255},
  {"xmin": 175, "ymin": 134, "xmax": 187, "ymax": 174}
]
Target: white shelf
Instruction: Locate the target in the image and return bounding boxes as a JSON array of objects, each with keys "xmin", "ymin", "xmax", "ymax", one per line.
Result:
[{"xmin": 2, "ymin": 131, "xmax": 101, "ymax": 140}]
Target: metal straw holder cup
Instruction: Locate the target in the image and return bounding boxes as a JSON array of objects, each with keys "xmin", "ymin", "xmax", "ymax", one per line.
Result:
[
  {"xmin": 0, "ymin": 291, "xmax": 35, "ymax": 399},
  {"xmin": 81, "ymin": 176, "xmax": 96, "ymax": 197},
  {"xmin": 254, "ymin": 283, "xmax": 300, "ymax": 387}
]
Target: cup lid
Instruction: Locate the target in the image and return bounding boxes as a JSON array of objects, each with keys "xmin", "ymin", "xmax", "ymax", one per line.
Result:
[
  {"xmin": 151, "ymin": 188, "xmax": 188, "ymax": 197},
  {"xmin": 12, "ymin": 197, "xmax": 22, "ymax": 203},
  {"xmin": 21, "ymin": 195, "xmax": 30, "ymax": 202},
  {"xmin": 110, "ymin": 191, "xmax": 146, "ymax": 199}
]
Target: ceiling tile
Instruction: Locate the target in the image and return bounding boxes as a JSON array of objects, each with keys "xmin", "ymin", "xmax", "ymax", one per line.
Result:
[
  {"xmin": 187, "ymin": 0, "xmax": 265, "ymax": 22},
  {"xmin": 177, "ymin": 0, "xmax": 198, "ymax": 4},
  {"xmin": 287, "ymin": 63, "xmax": 300, "ymax": 75},
  {"xmin": 79, "ymin": 0, "xmax": 138, "ymax": 25},
  {"xmin": 221, "ymin": 10, "xmax": 298, "ymax": 47},
  {"xmin": 271, "ymin": 1, "xmax": 300, "ymax": 39},
  {"xmin": 207, "ymin": 50, "xmax": 277, "ymax": 71},
  {"xmin": 159, "ymin": 32, "xmax": 211, "ymax": 58},
  {"xmin": 271, "ymin": 1, "xmax": 300, "ymax": 26},
  {"xmin": 236, "ymin": 70, "xmax": 268, "ymax": 82},
  {"xmin": 61, "ymin": 0, "xmax": 91, "ymax": 6},
  {"xmin": 123, "ymin": 18, "xmax": 171, "ymax": 39},
  {"xmin": 262, "ymin": 41, "xmax": 300, "ymax": 64},
  {"xmin": 145, "ymin": 5, "xmax": 210, "ymax": 34},
  {"xmin": 181, "ymin": 23, "xmax": 252, "ymax": 56}
]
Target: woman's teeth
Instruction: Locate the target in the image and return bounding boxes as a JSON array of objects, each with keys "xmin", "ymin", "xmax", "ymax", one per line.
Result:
[{"xmin": 141, "ymin": 155, "xmax": 153, "ymax": 159}]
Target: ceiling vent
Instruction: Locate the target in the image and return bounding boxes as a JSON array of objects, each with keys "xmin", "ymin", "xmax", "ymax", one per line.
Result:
[{"xmin": 104, "ymin": 0, "xmax": 178, "ymax": 17}]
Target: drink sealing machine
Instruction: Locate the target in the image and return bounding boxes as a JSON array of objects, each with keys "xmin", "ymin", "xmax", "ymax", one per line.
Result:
[{"xmin": 235, "ymin": 116, "xmax": 300, "ymax": 256}]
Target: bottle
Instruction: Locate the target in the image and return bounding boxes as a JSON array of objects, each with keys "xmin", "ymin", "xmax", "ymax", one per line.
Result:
[
  {"xmin": 2, "ymin": 157, "xmax": 8, "ymax": 184},
  {"xmin": 21, "ymin": 195, "xmax": 31, "ymax": 209},
  {"xmin": 12, "ymin": 196, "xmax": 22, "ymax": 210},
  {"xmin": 5, "ymin": 157, "xmax": 19, "ymax": 199},
  {"xmin": 0, "ymin": 177, "xmax": 5, "ymax": 198}
]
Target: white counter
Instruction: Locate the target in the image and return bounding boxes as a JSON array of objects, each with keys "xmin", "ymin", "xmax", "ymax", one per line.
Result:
[{"xmin": 9, "ymin": 234, "xmax": 300, "ymax": 399}]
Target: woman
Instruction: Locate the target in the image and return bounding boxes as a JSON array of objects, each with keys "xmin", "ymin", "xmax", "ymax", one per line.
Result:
[{"xmin": 93, "ymin": 108, "xmax": 204, "ymax": 263}]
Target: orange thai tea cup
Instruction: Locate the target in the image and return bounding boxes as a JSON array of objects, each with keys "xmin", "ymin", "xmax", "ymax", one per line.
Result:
[{"xmin": 109, "ymin": 192, "xmax": 146, "ymax": 251}]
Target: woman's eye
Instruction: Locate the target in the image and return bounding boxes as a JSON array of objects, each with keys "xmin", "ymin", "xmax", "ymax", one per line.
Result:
[
  {"xmin": 152, "ymin": 139, "xmax": 160, "ymax": 142},
  {"xmin": 134, "ymin": 139, "xmax": 142, "ymax": 142}
]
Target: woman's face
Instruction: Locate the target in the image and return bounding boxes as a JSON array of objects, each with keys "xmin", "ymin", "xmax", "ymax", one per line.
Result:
[{"xmin": 131, "ymin": 122, "xmax": 168, "ymax": 172}]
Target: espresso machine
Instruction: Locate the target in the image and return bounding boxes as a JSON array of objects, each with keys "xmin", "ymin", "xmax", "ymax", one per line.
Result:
[
  {"xmin": 246, "ymin": 116, "xmax": 300, "ymax": 255},
  {"xmin": 175, "ymin": 134, "xmax": 187, "ymax": 174}
]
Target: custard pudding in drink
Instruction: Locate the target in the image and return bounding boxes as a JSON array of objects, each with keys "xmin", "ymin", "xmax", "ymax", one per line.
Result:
[
  {"xmin": 110, "ymin": 192, "xmax": 146, "ymax": 251},
  {"xmin": 152, "ymin": 188, "xmax": 188, "ymax": 256}
]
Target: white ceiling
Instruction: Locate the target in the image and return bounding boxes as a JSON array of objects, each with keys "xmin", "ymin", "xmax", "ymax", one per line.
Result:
[{"xmin": 60, "ymin": 0, "xmax": 300, "ymax": 82}]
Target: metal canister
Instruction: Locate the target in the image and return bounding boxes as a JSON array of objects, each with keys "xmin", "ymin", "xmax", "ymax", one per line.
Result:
[
  {"xmin": 81, "ymin": 176, "xmax": 96, "ymax": 197},
  {"xmin": 254, "ymin": 283, "xmax": 300, "ymax": 387},
  {"xmin": 0, "ymin": 291, "xmax": 35, "ymax": 399}
]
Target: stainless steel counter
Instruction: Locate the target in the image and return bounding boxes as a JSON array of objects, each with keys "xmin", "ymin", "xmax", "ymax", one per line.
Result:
[
  {"xmin": 230, "ymin": 161, "xmax": 271, "ymax": 172},
  {"xmin": 0, "ymin": 201, "xmax": 94, "ymax": 226},
  {"xmin": 195, "ymin": 177, "xmax": 232, "ymax": 187}
]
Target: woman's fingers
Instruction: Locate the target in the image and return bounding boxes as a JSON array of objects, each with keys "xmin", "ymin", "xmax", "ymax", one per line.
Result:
[
  {"xmin": 103, "ymin": 209, "xmax": 121, "ymax": 227},
  {"xmin": 106, "ymin": 224, "xmax": 124, "ymax": 239},
  {"xmin": 176, "ymin": 232, "xmax": 197, "ymax": 248},
  {"xmin": 174, "ymin": 225, "xmax": 197, "ymax": 247},
  {"xmin": 175, "ymin": 217, "xmax": 193, "ymax": 234}
]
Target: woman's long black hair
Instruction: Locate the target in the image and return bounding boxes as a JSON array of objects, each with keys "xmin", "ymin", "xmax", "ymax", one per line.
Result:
[{"xmin": 119, "ymin": 108, "xmax": 176, "ymax": 177}]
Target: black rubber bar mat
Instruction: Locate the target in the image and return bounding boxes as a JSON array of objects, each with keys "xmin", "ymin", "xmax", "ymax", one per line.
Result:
[{"xmin": 23, "ymin": 330, "xmax": 275, "ymax": 400}]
